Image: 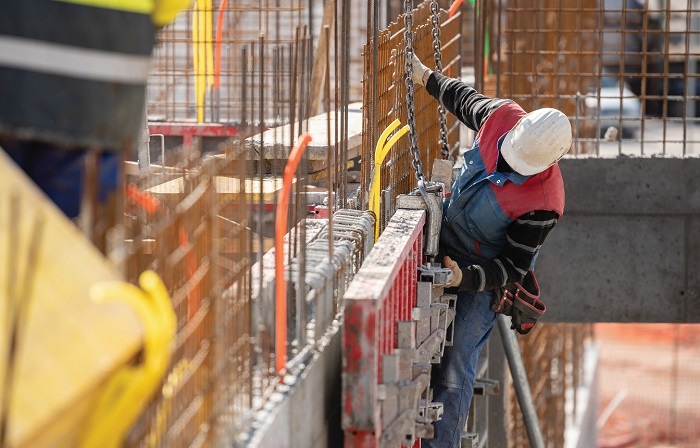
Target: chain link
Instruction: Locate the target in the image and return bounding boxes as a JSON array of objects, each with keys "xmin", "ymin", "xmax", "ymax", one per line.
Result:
[
  {"xmin": 403, "ymin": 0, "xmax": 425, "ymax": 183},
  {"xmin": 430, "ymin": 0, "xmax": 451, "ymax": 160}
]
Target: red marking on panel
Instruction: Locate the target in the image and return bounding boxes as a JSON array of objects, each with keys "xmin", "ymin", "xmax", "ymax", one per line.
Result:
[{"xmin": 148, "ymin": 122, "xmax": 242, "ymax": 138}]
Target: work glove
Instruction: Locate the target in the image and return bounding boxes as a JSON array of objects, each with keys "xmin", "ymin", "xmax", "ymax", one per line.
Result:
[
  {"xmin": 443, "ymin": 256, "xmax": 462, "ymax": 288},
  {"xmin": 491, "ymin": 271, "xmax": 546, "ymax": 335},
  {"xmin": 410, "ymin": 54, "xmax": 432, "ymax": 87}
]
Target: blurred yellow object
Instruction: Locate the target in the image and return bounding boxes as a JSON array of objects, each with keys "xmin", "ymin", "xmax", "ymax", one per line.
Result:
[
  {"xmin": 81, "ymin": 271, "xmax": 176, "ymax": 448},
  {"xmin": 57, "ymin": 0, "xmax": 191, "ymax": 27},
  {"xmin": 153, "ymin": 0, "xmax": 193, "ymax": 27},
  {"xmin": 0, "ymin": 149, "xmax": 171, "ymax": 447},
  {"xmin": 193, "ymin": 0, "xmax": 214, "ymax": 122},
  {"xmin": 368, "ymin": 119, "xmax": 409, "ymax": 241}
]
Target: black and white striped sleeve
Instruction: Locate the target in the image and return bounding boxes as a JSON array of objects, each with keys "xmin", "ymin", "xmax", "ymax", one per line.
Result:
[
  {"xmin": 456, "ymin": 210, "xmax": 560, "ymax": 291},
  {"xmin": 425, "ymin": 71, "xmax": 510, "ymax": 131}
]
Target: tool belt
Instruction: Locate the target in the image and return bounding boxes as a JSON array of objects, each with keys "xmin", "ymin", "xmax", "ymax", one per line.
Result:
[{"xmin": 491, "ymin": 271, "xmax": 545, "ymax": 335}]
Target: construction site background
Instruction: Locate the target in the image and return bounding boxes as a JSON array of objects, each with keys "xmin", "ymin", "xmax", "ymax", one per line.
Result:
[
  {"xmin": 5, "ymin": 0, "xmax": 700, "ymax": 447},
  {"xmin": 139, "ymin": 0, "xmax": 700, "ymax": 444},
  {"xmin": 596, "ymin": 324, "xmax": 700, "ymax": 448}
]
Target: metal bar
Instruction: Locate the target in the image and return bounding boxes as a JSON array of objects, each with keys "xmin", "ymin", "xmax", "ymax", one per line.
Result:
[
  {"xmin": 325, "ymin": 23, "xmax": 334, "ymax": 261},
  {"xmin": 497, "ymin": 315, "xmax": 545, "ymax": 448}
]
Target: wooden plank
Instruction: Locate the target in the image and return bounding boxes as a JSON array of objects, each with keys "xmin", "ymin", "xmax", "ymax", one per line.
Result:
[
  {"xmin": 146, "ymin": 175, "xmax": 286, "ymax": 205},
  {"xmin": 0, "ymin": 150, "xmax": 142, "ymax": 447},
  {"xmin": 309, "ymin": 0, "xmax": 336, "ymax": 116},
  {"xmin": 211, "ymin": 103, "xmax": 364, "ymax": 169}
]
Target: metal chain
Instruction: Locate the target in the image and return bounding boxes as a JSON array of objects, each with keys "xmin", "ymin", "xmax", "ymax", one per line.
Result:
[
  {"xmin": 430, "ymin": 0, "xmax": 451, "ymax": 160},
  {"xmin": 403, "ymin": 0, "xmax": 425, "ymax": 183}
]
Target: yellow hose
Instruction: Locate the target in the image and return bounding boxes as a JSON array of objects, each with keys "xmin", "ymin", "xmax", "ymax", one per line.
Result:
[
  {"xmin": 193, "ymin": 2, "xmax": 202, "ymax": 122},
  {"xmin": 369, "ymin": 120, "xmax": 410, "ymax": 241},
  {"xmin": 193, "ymin": 0, "xmax": 212, "ymax": 123},
  {"xmin": 204, "ymin": 0, "xmax": 214, "ymax": 90}
]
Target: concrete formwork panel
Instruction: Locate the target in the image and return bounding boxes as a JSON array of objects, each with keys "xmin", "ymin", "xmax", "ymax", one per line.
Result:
[{"xmin": 537, "ymin": 156, "xmax": 700, "ymax": 323}]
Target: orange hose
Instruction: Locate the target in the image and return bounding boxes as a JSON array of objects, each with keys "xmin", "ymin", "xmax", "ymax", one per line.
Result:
[
  {"xmin": 127, "ymin": 184, "xmax": 161, "ymax": 217},
  {"xmin": 274, "ymin": 132, "xmax": 312, "ymax": 374},
  {"xmin": 214, "ymin": 0, "xmax": 229, "ymax": 89},
  {"xmin": 448, "ymin": 0, "xmax": 463, "ymax": 18}
]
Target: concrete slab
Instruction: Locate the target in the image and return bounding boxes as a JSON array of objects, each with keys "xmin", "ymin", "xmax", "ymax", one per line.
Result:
[{"xmin": 247, "ymin": 104, "xmax": 363, "ymax": 162}]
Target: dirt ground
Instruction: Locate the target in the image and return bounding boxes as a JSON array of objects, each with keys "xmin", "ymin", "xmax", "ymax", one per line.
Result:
[{"xmin": 595, "ymin": 324, "xmax": 700, "ymax": 448}]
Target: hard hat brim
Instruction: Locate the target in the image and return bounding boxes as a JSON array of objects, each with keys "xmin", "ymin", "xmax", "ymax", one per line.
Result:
[{"xmin": 500, "ymin": 128, "xmax": 542, "ymax": 176}]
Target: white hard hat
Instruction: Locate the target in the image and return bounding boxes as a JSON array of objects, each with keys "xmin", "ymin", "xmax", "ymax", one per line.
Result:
[{"xmin": 500, "ymin": 108, "xmax": 572, "ymax": 176}]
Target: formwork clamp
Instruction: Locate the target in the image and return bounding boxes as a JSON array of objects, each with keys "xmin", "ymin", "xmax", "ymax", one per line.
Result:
[
  {"xmin": 473, "ymin": 377, "xmax": 500, "ymax": 396},
  {"xmin": 396, "ymin": 181, "xmax": 444, "ymax": 257},
  {"xmin": 415, "ymin": 398, "xmax": 443, "ymax": 439},
  {"xmin": 418, "ymin": 263, "xmax": 453, "ymax": 287},
  {"xmin": 414, "ymin": 281, "xmax": 457, "ymax": 362},
  {"xmin": 377, "ymin": 351, "xmax": 421, "ymax": 448}
]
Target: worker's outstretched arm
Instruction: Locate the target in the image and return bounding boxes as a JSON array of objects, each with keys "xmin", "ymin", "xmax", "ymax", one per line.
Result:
[
  {"xmin": 411, "ymin": 55, "xmax": 508, "ymax": 132},
  {"xmin": 426, "ymin": 72, "xmax": 510, "ymax": 132},
  {"xmin": 446, "ymin": 210, "xmax": 559, "ymax": 291}
]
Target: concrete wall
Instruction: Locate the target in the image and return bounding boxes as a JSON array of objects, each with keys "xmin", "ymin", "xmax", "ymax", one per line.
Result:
[
  {"xmin": 244, "ymin": 322, "xmax": 343, "ymax": 448},
  {"xmin": 537, "ymin": 156, "xmax": 700, "ymax": 323}
]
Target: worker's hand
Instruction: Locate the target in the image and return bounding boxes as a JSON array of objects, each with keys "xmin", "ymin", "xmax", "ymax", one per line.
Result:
[
  {"xmin": 410, "ymin": 54, "xmax": 431, "ymax": 87},
  {"xmin": 444, "ymin": 256, "xmax": 462, "ymax": 288}
]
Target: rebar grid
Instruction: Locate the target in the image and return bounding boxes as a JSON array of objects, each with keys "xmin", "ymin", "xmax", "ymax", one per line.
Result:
[
  {"xmin": 148, "ymin": 1, "xmax": 309, "ymax": 125},
  {"xmin": 122, "ymin": 2, "xmax": 368, "ymax": 441},
  {"xmin": 122, "ymin": 153, "xmax": 223, "ymax": 447},
  {"xmin": 122, "ymin": 81, "xmax": 313, "ymax": 445},
  {"xmin": 506, "ymin": 323, "xmax": 592, "ymax": 448},
  {"xmin": 494, "ymin": 0, "xmax": 700, "ymax": 156},
  {"xmin": 121, "ymin": 138, "xmax": 350, "ymax": 446},
  {"xmin": 361, "ymin": 3, "xmax": 461, "ymax": 231}
]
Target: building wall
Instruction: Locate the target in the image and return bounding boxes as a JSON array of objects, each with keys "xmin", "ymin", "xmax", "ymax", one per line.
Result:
[{"xmin": 538, "ymin": 156, "xmax": 700, "ymax": 323}]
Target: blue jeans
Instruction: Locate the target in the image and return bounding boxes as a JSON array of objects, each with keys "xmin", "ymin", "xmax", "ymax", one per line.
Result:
[
  {"xmin": 422, "ymin": 289, "xmax": 498, "ymax": 448},
  {"xmin": 1, "ymin": 139, "xmax": 119, "ymax": 218}
]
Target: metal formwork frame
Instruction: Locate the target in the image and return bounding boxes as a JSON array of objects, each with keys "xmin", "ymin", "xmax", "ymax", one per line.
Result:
[{"xmin": 342, "ymin": 208, "xmax": 425, "ymax": 446}]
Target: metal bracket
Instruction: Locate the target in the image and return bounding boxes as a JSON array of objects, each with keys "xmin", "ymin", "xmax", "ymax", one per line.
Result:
[
  {"xmin": 461, "ymin": 432, "xmax": 479, "ymax": 448},
  {"xmin": 415, "ymin": 327, "xmax": 445, "ymax": 364},
  {"xmin": 378, "ymin": 373, "xmax": 422, "ymax": 447},
  {"xmin": 379, "ymin": 351, "xmax": 435, "ymax": 448},
  {"xmin": 473, "ymin": 377, "xmax": 500, "ymax": 396},
  {"xmin": 380, "ymin": 283, "xmax": 459, "ymax": 445},
  {"xmin": 418, "ymin": 263, "xmax": 453, "ymax": 287},
  {"xmin": 380, "ymin": 408, "xmax": 416, "ymax": 448},
  {"xmin": 434, "ymin": 293, "xmax": 457, "ymax": 347},
  {"xmin": 396, "ymin": 185, "xmax": 443, "ymax": 256},
  {"xmin": 415, "ymin": 398, "xmax": 444, "ymax": 439},
  {"xmin": 418, "ymin": 399, "xmax": 443, "ymax": 423},
  {"xmin": 429, "ymin": 303, "xmax": 449, "ymax": 363}
]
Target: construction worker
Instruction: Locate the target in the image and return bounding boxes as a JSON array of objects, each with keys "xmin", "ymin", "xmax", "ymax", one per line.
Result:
[
  {"xmin": 411, "ymin": 55, "xmax": 572, "ymax": 447},
  {"xmin": 0, "ymin": 0, "xmax": 190, "ymax": 251}
]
